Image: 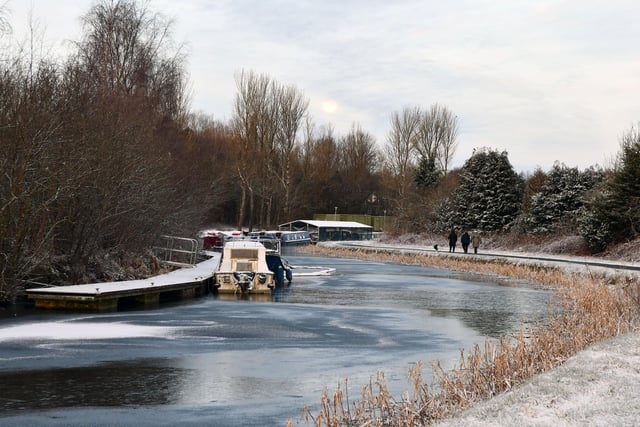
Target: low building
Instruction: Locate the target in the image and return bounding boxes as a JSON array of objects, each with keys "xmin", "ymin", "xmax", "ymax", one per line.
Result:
[{"xmin": 278, "ymin": 220, "xmax": 373, "ymax": 242}]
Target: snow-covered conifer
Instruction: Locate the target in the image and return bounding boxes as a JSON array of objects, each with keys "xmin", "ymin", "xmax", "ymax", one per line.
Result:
[{"xmin": 449, "ymin": 148, "xmax": 524, "ymax": 231}]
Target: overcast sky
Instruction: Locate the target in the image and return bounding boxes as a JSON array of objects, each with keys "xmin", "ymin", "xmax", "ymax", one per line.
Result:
[{"xmin": 7, "ymin": 0, "xmax": 640, "ymax": 172}]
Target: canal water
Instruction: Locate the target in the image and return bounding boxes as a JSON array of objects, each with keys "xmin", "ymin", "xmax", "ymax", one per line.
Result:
[{"xmin": 0, "ymin": 254, "xmax": 551, "ymax": 426}]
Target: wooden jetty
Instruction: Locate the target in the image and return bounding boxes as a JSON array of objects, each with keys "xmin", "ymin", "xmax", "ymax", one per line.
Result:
[{"xmin": 26, "ymin": 253, "xmax": 221, "ymax": 312}]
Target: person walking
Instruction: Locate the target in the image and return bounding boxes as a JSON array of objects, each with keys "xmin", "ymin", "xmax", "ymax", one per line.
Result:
[
  {"xmin": 448, "ymin": 229, "xmax": 458, "ymax": 253},
  {"xmin": 471, "ymin": 232, "xmax": 482, "ymax": 254},
  {"xmin": 461, "ymin": 231, "xmax": 471, "ymax": 253}
]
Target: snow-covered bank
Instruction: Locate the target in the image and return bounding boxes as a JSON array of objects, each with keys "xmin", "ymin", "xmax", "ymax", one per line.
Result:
[
  {"xmin": 434, "ymin": 332, "xmax": 640, "ymax": 426},
  {"xmin": 323, "ymin": 240, "xmax": 640, "ymax": 278}
]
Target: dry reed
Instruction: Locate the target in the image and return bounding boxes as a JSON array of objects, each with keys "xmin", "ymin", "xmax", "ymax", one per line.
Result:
[{"xmin": 295, "ymin": 244, "xmax": 640, "ymax": 426}]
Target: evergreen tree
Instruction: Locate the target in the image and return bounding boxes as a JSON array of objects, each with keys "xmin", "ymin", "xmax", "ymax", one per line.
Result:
[
  {"xmin": 607, "ymin": 136, "xmax": 640, "ymax": 236},
  {"xmin": 414, "ymin": 155, "xmax": 441, "ymax": 188},
  {"xmin": 528, "ymin": 163, "xmax": 604, "ymax": 233},
  {"xmin": 577, "ymin": 187, "xmax": 614, "ymax": 252},
  {"xmin": 580, "ymin": 125, "xmax": 640, "ymax": 251},
  {"xmin": 433, "ymin": 196, "xmax": 455, "ymax": 231},
  {"xmin": 450, "ymin": 148, "xmax": 524, "ymax": 231}
]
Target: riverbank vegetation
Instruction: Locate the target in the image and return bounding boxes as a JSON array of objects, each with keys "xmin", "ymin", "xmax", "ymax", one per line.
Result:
[
  {"xmin": 298, "ymin": 245, "xmax": 640, "ymax": 426},
  {"xmin": 1, "ymin": 0, "xmax": 639, "ymax": 309}
]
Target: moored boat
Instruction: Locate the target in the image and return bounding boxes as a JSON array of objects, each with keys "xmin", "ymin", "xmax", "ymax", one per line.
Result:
[
  {"xmin": 279, "ymin": 230, "xmax": 312, "ymax": 246},
  {"xmin": 213, "ymin": 238, "xmax": 292, "ymax": 294},
  {"xmin": 247, "ymin": 230, "xmax": 311, "ymax": 246},
  {"xmin": 198, "ymin": 229, "xmax": 244, "ymax": 252}
]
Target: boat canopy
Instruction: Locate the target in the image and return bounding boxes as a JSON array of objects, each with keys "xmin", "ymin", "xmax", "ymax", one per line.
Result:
[{"xmin": 218, "ymin": 240, "xmax": 271, "ymax": 274}]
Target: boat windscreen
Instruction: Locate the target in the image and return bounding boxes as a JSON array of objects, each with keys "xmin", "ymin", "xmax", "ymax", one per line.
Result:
[{"xmin": 230, "ymin": 249, "xmax": 259, "ymax": 259}]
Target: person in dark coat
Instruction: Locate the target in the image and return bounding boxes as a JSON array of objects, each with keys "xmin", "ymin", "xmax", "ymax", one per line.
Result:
[
  {"xmin": 448, "ymin": 229, "xmax": 458, "ymax": 252},
  {"xmin": 460, "ymin": 231, "xmax": 471, "ymax": 253}
]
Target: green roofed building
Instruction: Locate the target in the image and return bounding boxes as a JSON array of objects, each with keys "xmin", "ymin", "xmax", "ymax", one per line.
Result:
[{"xmin": 278, "ymin": 220, "xmax": 373, "ymax": 242}]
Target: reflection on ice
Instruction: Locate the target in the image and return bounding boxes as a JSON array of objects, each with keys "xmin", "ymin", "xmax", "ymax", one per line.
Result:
[{"xmin": 0, "ymin": 321, "xmax": 174, "ymax": 341}]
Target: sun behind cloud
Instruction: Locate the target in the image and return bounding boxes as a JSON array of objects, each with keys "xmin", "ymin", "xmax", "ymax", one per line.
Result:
[{"xmin": 321, "ymin": 99, "xmax": 338, "ymax": 114}]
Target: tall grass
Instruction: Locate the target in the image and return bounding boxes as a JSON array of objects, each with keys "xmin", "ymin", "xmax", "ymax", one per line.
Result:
[{"xmin": 295, "ymin": 245, "xmax": 640, "ymax": 426}]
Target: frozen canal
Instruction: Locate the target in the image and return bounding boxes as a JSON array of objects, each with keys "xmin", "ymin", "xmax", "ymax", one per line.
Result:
[{"xmin": 0, "ymin": 254, "xmax": 551, "ymax": 426}]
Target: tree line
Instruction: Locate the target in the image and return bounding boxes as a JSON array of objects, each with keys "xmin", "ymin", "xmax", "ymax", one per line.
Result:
[{"xmin": 1, "ymin": 0, "xmax": 638, "ymax": 301}]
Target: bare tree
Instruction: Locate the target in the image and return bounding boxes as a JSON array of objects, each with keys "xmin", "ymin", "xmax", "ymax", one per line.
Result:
[
  {"xmin": 414, "ymin": 103, "xmax": 458, "ymax": 176},
  {"xmin": 232, "ymin": 69, "xmax": 280, "ymax": 230},
  {"xmin": 338, "ymin": 124, "xmax": 380, "ymax": 210},
  {"xmin": 231, "ymin": 70, "xmax": 310, "ymax": 227},
  {"xmin": 275, "ymin": 83, "xmax": 308, "ymax": 219},
  {"xmin": 0, "ymin": 0, "xmax": 223, "ymax": 298},
  {"xmin": 74, "ymin": 0, "xmax": 188, "ymax": 120},
  {"xmin": 291, "ymin": 122, "xmax": 342, "ymax": 216},
  {"xmin": 41, "ymin": 0, "xmax": 191, "ymax": 281},
  {"xmin": 0, "ymin": 58, "xmax": 67, "ymax": 298},
  {"xmin": 385, "ymin": 106, "xmax": 420, "ymax": 198},
  {"xmin": 0, "ymin": 2, "xmax": 9, "ymax": 38}
]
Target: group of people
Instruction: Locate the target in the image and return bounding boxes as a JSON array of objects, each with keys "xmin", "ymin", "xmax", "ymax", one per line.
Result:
[{"xmin": 448, "ymin": 229, "xmax": 481, "ymax": 254}]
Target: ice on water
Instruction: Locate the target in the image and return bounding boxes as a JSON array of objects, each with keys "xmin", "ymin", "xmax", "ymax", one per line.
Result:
[{"xmin": 0, "ymin": 321, "xmax": 174, "ymax": 342}]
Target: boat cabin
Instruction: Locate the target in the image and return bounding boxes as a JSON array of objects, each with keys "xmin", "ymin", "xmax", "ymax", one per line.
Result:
[{"xmin": 214, "ymin": 240, "xmax": 275, "ymax": 294}]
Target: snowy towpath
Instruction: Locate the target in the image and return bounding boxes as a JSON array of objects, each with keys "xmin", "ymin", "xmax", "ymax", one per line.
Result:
[{"xmin": 328, "ymin": 241, "xmax": 640, "ymax": 277}]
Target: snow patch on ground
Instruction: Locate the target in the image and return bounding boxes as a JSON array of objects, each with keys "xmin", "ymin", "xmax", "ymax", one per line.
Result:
[{"xmin": 434, "ymin": 333, "xmax": 640, "ymax": 427}]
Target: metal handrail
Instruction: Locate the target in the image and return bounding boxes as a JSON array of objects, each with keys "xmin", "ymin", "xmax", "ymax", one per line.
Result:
[{"xmin": 154, "ymin": 235, "xmax": 199, "ymax": 267}]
